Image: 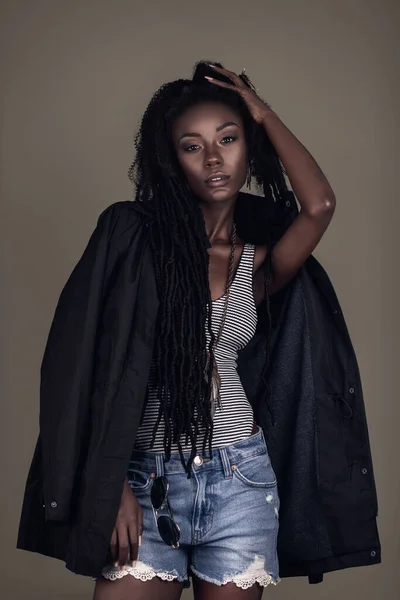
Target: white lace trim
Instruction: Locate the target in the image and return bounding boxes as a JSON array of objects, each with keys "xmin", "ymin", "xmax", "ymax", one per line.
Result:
[
  {"xmin": 191, "ymin": 555, "xmax": 280, "ymax": 590},
  {"xmin": 222, "ymin": 571, "xmax": 279, "ymax": 589},
  {"xmin": 101, "ymin": 560, "xmax": 183, "ymax": 583},
  {"xmin": 222, "ymin": 555, "xmax": 279, "ymax": 589},
  {"xmin": 100, "ymin": 556, "xmax": 279, "ymax": 590}
]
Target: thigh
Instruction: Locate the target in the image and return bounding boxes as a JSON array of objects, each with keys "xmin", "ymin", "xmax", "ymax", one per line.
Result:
[
  {"xmin": 193, "ymin": 576, "xmax": 263, "ymax": 600},
  {"xmin": 93, "ymin": 575, "xmax": 184, "ymax": 600}
]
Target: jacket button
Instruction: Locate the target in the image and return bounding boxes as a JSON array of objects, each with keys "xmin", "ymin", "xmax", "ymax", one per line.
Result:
[
  {"xmin": 371, "ymin": 550, "xmax": 376, "ymax": 557},
  {"xmin": 349, "ymin": 387, "xmax": 355, "ymax": 394},
  {"xmin": 362, "ymin": 468, "xmax": 368, "ymax": 475},
  {"xmin": 50, "ymin": 501, "xmax": 58, "ymax": 508}
]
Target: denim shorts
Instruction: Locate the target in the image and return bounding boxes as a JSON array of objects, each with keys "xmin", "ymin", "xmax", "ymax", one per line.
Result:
[{"xmin": 100, "ymin": 427, "xmax": 280, "ymax": 589}]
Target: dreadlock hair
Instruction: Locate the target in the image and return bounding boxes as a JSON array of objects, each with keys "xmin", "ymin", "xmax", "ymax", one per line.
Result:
[{"xmin": 128, "ymin": 60, "xmax": 290, "ymax": 474}]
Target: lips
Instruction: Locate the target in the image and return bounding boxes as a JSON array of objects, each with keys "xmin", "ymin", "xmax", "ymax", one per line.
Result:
[{"xmin": 205, "ymin": 172, "xmax": 231, "ymax": 186}]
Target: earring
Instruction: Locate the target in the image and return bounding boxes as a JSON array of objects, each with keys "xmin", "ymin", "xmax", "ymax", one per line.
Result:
[{"xmin": 246, "ymin": 162, "xmax": 252, "ymax": 189}]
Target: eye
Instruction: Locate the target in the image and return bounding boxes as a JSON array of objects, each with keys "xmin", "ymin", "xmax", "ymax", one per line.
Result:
[
  {"xmin": 184, "ymin": 144, "xmax": 201, "ymax": 152},
  {"xmin": 221, "ymin": 135, "xmax": 237, "ymax": 144}
]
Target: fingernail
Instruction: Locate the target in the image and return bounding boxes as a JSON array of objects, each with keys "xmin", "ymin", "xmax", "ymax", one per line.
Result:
[
  {"xmin": 139, "ymin": 535, "xmax": 142, "ymax": 547},
  {"xmin": 204, "ymin": 76, "xmax": 213, "ymax": 81}
]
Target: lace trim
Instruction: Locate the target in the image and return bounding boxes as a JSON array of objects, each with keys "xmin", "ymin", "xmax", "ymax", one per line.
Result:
[
  {"xmin": 223, "ymin": 571, "xmax": 279, "ymax": 590},
  {"xmin": 191, "ymin": 556, "xmax": 280, "ymax": 589},
  {"xmin": 222, "ymin": 555, "xmax": 280, "ymax": 590},
  {"xmin": 101, "ymin": 561, "xmax": 183, "ymax": 583}
]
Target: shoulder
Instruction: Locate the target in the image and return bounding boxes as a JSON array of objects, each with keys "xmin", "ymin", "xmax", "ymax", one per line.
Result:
[
  {"xmin": 97, "ymin": 200, "xmax": 152, "ymax": 225},
  {"xmin": 95, "ymin": 200, "xmax": 153, "ymax": 242}
]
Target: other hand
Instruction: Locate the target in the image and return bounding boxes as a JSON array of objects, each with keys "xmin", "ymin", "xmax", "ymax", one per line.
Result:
[{"xmin": 110, "ymin": 478, "xmax": 143, "ymax": 569}]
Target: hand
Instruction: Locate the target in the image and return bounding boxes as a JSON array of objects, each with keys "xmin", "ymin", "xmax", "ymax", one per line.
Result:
[
  {"xmin": 205, "ymin": 64, "xmax": 272, "ymax": 124},
  {"xmin": 110, "ymin": 478, "xmax": 143, "ymax": 569}
]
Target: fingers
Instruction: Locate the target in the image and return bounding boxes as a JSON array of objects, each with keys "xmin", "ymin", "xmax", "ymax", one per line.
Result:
[
  {"xmin": 117, "ymin": 525, "xmax": 130, "ymax": 566},
  {"xmin": 128, "ymin": 522, "xmax": 139, "ymax": 564},
  {"xmin": 138, "ymin": 506, "xmax": 144, "ymax": 548},
  {"xmin": 129, "ymin": 506, "xmax": 143, "ymax": 563},
  {"xmin": 112, "ymin": 508, "xmax": 143, "ymax": 567},
  {"xmin": 208, "ymin": 64, "xmax": 245, "ymax": 88},
  {"xmin": 110, "ymin": 528, "xmax": 118, "ymax": 564},
  {"xmin": 110, "ymin": 486, "xmax": 144, "ymax": 568},
  {"xmin": 204, "ymin": 76, "xmax": 233, "ymax": 90}
]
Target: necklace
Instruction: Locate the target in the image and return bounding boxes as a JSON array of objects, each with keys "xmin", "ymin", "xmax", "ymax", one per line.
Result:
[{"xmin": 205, "ymin": 221, "xmax": 237, "ymax": 419}]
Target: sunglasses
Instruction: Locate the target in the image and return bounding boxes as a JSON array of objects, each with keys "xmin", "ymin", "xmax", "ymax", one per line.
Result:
[{"xmin": 150, "ymin": 476, "xmax": 180, "ymax": 548}]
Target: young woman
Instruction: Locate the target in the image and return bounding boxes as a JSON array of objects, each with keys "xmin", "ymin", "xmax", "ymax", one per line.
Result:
[
  {"xmin": 91, "ymin": 61, "xmax": 335, "ymax": 599},
  {"xmin": 21, "ymin": 59, "xmax": 377, "ymax": 600}
]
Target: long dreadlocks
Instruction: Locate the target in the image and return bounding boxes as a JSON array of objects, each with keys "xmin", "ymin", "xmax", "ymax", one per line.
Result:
[{"xmin": 128, "ymin": 61, "xmax": 290, "ymax": 473}]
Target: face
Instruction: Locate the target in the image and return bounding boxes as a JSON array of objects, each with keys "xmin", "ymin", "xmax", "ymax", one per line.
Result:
[{"xmin": 172, "ymin": 102, "xmax": 247, "ymax": 203}]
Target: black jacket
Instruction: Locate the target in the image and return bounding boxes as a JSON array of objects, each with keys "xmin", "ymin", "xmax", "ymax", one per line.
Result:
[{"xmin": 16, "ymin": 195, "xmax": 381, "ymax": 583}]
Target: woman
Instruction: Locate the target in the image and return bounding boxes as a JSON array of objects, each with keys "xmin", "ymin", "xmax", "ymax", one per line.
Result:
[
  {"xmin": 92, "ymin": 60, "xmax": 335, "ymax": 599},
  {"xmin": 18, "ymin": 59, "xmax": 379, "ymax": 599}
]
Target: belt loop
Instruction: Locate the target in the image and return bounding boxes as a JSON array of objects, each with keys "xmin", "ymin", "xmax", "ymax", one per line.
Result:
[
  {"xmin": 220, "ymin": 448, "xmax": 232, "ymax": 478},
  {"xmin": 155, "ymin": 454, "xmax": 165, "ymax": 478}
]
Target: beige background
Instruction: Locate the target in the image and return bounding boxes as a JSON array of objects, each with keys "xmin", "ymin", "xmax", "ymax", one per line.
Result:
[{"xmin": 1, "ymin": 0, "xmax": 398, "ymax": 598}]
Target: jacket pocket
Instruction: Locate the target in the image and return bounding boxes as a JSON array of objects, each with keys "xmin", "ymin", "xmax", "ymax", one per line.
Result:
[{"xmin": 232, "ymin": 452, "xmax": 277, "ymax": 488}]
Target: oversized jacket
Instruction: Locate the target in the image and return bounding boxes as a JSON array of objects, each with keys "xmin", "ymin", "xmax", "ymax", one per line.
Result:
[{"xmin": 16, "ymin": 192, "xmax": 381, "ymax": 584}]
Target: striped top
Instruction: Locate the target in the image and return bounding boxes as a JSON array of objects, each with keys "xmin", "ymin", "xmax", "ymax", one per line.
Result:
[{"xmin": 134, "ymin": 243, "xmax": 258, "ymax": 451}]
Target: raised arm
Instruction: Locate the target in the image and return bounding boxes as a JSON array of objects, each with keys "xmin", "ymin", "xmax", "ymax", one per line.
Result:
[
  {"xmin": 205, "ymin": 63, "xmax": 336, "ymax": 293},
  {"xmin": 259, "ymin": 109, "xmax": 335, "ymax": 293}
]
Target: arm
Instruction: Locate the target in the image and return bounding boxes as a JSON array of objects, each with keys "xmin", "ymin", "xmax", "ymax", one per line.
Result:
[
  {"xmin": 205, "ymin": 64, "xmax": 336, "ymax": 293},
  {"xmin": 260, "ymin": 109, "xmax": 336, "ymax": 293}
]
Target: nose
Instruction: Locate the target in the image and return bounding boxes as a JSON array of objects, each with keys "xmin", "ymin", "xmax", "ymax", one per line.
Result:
[{"xmin": 205, "ymin": 148, "xmax": 223, "ymax": 168}]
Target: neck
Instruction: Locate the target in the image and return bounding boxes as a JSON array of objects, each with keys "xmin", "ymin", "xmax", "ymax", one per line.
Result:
[{"xmin": 199, "ymin": 193, "xmax": 238, "ymax": 244}]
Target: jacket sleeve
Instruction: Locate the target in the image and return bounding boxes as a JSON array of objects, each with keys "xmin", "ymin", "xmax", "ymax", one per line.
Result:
[{"xmin": 39, "ymin": 203, "xmax": 125, "ymax": 522}]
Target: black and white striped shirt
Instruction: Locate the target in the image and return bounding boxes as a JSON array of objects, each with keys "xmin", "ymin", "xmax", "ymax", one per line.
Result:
[{"xmin": 134, "ymin": 243, "xmax": 258, "ymax": 451}]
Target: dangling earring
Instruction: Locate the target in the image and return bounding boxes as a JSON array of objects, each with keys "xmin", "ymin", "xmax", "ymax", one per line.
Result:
[{"xmin": 246, "ymin": 162, "xmax": 252, "ymax": 189}]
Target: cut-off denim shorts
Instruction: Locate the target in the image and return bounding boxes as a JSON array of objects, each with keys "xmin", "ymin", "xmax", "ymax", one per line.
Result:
[{"xmin": 100, "ymin": 427, "xmax": 280, "ymax": 589}]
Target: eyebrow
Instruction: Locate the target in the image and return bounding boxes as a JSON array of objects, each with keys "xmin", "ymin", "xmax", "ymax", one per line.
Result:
[{"xmin": 179, "ymin": 121, "xmax": 239, "ymax": 141}]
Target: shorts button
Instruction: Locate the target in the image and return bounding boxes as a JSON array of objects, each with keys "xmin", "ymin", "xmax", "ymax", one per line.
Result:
[{"xmin": 193, "ymin": 455, "xmax": 203, "ymax": 466}]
